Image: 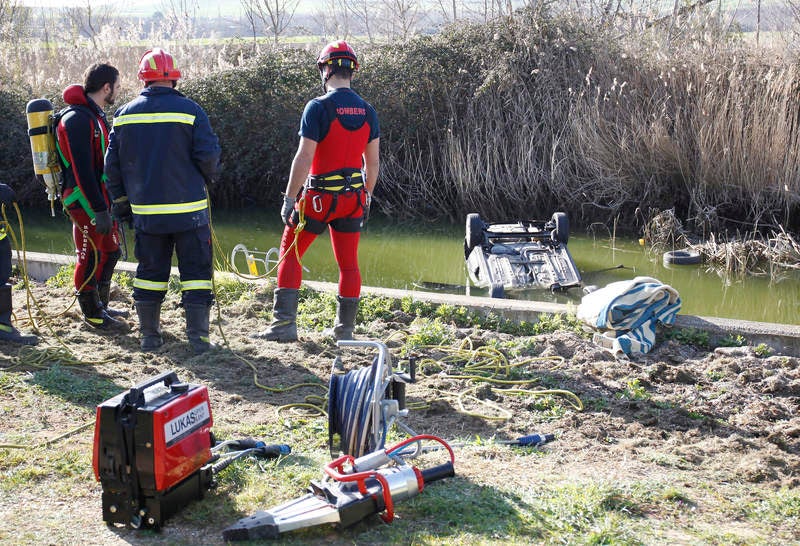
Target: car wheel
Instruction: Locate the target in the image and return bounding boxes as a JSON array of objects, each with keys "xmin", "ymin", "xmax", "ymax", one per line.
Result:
[
  {"xmin": 465, "ymin": 213, "xmax": 485, "ymax": 251},
  {"xmin": 663, "ymin": 249, "xmax": 701, "ymax": 266},
  {"xmin": 551, "ymin": 212, "xmax": 569, "ymax": 245},
  {"xmin": 489, "ymin": 284, "xmax": 504, "ymax": 298}
]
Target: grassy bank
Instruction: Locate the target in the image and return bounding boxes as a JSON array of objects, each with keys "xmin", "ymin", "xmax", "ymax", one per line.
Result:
[{"xmin": 1, "ymin": 273, "xmax": 799, "ymax": 545}]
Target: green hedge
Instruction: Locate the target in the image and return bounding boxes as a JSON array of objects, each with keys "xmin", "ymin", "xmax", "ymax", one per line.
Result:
[{"xmin": 4, "ymin": 8, "xmax": 800, "ymax": 235}]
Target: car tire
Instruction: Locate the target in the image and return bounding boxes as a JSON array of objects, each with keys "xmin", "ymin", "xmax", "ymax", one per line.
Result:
[
  {"xmin": 465, "ymin": 213, "xmax": 485, "ymax": 251},
  {"xmin": 663, "ymin": 249, "xmax": 701, "ymax": 266},
  {"xmin": 551, "ymin": 212, "xmax": 569, "ymax": 245},
  {"xmin": 489, "ymin": 283, "xmax": 504, "ymax": 298}
]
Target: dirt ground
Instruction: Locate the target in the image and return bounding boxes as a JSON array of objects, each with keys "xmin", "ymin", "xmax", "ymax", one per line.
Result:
[{"xmin": 1, "ymin": 280, "xmax": 799, "ymax": 545}]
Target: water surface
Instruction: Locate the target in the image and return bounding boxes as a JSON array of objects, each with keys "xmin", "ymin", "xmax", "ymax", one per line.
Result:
[{"xmin": 13, "ymin": 208, "xmax": 800, "ymax": 325}]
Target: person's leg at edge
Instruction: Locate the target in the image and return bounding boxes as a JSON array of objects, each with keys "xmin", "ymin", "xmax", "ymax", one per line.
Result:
[
  {"xmin": 327, "ymin": 228, "xmax": 361, "ymax": 340},
  {"xmin": 96, "ymin": 226, "xmax": 129, "ymax": 318},
  {"xmin": 252, "ymin": 225, "xmax": 317, "ymax": 341},
  {"xmin": 132, "ymin": 230, "xmax": 172, "ymax": 351},
  {"xmin": 71, "ymin": 210, "xmax": 126, "ymax": 331},
  {"xmin": 177, "ymin": 225, "xmax": 216, "ymax": 353}
]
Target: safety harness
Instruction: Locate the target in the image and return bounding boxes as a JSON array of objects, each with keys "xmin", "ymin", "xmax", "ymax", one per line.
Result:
[
  {"xmin": 56, "ymin": 104, "xmax": 108, "ymax": 221},
  {"xmin": 300, "ymin": 170, "xmax": 365, "ymax": 234}
]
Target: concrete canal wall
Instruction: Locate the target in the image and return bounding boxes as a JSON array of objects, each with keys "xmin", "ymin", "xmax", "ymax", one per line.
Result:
[{"xmin": 13, "ymin": 251, "xmax": 800, "ymax": 356}]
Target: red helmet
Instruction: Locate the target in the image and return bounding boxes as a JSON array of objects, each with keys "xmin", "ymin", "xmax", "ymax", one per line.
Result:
[
  {"xmin": 317, "ymin": 41, "xmax": 359, "ymax": 71},
  {"xmin": 138, "ymin": 48, "xmax": 181, "ymax": 82}
]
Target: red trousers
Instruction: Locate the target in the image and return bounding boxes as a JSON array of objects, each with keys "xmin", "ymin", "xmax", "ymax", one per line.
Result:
[
  {"xmin": 68, "ymin": 207, "xmax": 121, "ymax": 293},
  {"xmin": 276, "ymin": 188, "xmax": 365, "ymax": 298}
]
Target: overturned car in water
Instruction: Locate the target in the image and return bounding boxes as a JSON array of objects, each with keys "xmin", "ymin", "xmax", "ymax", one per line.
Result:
[{"xmin": 464, "ymin": 212, "xmax": 582, "ymax": 297}]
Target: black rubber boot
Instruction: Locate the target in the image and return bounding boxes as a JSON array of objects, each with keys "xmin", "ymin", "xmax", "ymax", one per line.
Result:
[
  {"xmin": 134, "ymin": 301, "xmax": 163, "ymax": 351},
  {"xmin": 77, "ymin": 290, "xmax": 128, "ymax": 331},
  {"xmin": 0, "ymin": 284, "xmax": 38, "ymax": 345},
  {"xmin": 251, "ymin": 288, "xmax": 298, "ymax": 342},
  {"xmin": 324, "ymin": 296, "xmax": 359, "ymax": 341},
  {"xmin": 185, "ymin": 303, "xmax": 216, "ymax": 354},
  {"xmin": 98, "ymin": 281, "xmax": 129, "ymax": 318}
]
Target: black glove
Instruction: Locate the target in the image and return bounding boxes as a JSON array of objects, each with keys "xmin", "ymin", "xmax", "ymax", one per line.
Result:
[
  {"xmin": 281, "ymin": 195, "xmax": 296, "ymax": 226},
  {"xmin": 0, "ymin": 183, "xmax": 17, "ymax": 206},
  {"xmin": 111, "ymin": 201, "xmax": 133, "ymax": 228},
  {"xmin": 94, "ymin": 210, "xmax": 113, "ymax": 235}
]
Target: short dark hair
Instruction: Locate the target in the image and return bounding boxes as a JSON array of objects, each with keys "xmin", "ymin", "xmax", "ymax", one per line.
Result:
[
  {"xmin": 326, "ymin": 65, "xmax": 354, "ymax": 80},
  {"xmin": 83, "ymin": 63, "xmax": 119, "ymax": 93}
]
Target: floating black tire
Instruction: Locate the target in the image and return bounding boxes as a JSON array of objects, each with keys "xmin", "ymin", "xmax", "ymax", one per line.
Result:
[
  {"xmin": 489, "ymin": 284, "xmax": 505, "ymax": 299},
  {"xmin": 465, "ymin": 213, "xmax": 486, "ymax": 251},
  {"xmin": 551, "ymin": 212, "xmax": 569, "ymax": 245},
  {"xmin": 663, "ymin": 249, "xmax": 701, "ymax": 266}
]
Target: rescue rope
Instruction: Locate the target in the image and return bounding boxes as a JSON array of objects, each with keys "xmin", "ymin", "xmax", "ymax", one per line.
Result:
[
  {"xmin": 208, "ymin": 194, "xmax": 308, "ymax": 282},
  {"xmin": 384, "ymin": 333, "xmax": 584, "ymax": 419},
  {"xmin": 0, "ymin": 420, "xmax": 93, "ymax": 450},
  {"xmin": 0, "ymin": 203, "xmax": 114, "ymax": 364},
  {"xmin": 322, "ymin": 333, "xmax": 584, "ymax": 457}
]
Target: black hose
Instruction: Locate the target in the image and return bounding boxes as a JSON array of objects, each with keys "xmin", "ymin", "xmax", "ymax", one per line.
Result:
[{"xmin": 328, "ymin": 357, "xmax": 382, "ymax": 457}]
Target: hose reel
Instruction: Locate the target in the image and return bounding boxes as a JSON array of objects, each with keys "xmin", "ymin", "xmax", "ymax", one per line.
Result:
[{"xmin": 328, "ymin": 340, "xmax": 417, "ymax": 458}]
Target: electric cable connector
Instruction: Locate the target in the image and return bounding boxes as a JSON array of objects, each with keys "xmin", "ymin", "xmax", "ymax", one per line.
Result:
[
  {"xmin": 501, "ymin": 433, "xmax": 556, "ymax": 447},
  {"xmin": 209, "ymin": 438, "xmax": 291, "ymax": 475}
]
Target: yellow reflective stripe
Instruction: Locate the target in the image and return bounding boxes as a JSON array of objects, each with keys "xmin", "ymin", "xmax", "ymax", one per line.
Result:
[
  {"xmin": 315, "ymin": 182, "xmax": 363, "ymax": 191},
  {"xmin": 180, "ymin": 280, "xmax": 212, "ymax": 291},
  {"xmin": 318, "ymin": 172, "xmax": 362, "ymax": 181},
  {"xmin": 133, "ymin": 278, "xmax": 169, "ymax": 291},
  {"xmin": 131, "ymin": 199, "xmax": 208, "ymax": 215},
  {"xmin": 0, "ymin": 231, "xmax": 6, "ymax": 241},
  {"xmin": 114, "ymin": 112, "xmax": 196, "ymax": 126}
]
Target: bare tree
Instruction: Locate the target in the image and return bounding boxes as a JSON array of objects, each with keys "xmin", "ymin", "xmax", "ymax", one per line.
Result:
[
  {"xmin": 463, "ymin": 0, "xmax": 513, "ymax": 23},
  {"xmin": 241, "ymin": 0, "xmax": 301, "ymax": 46},
  {"xmin": 377, "ymin": 0, "xmax": 422, "ymax": 42},
  {"xmin": 311, "ymin": 0, "xmax": 351, "ymax": 41},
  {"xmin": 343, "ymin": 0, "xmax": 377, "ymax": 43},
  {"xmin": 240, "ymin": 0, "xmax": 260, "ymax": 49},
  {"xmin": 434, "ymin": 0, "xmax": 458, "ymax": 23},
  {"xmin": 160, "ymin": 0, "xmax": 199, "ymax": 43},
  {"xmin": 0, "ymin": 0, "xmax": 29, "ymax": 43},
  {"xmin": 62, "ymin": 0, "xmax": 113, "ymax": 49},
  {"xmin": 756, "ymin": 0, "xmax": 761, "ymax": 46}
]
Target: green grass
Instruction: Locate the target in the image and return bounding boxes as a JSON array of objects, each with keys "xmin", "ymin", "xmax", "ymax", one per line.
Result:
[
  {"xmin": 0, "ymin": 278, "xmax": 794, "ymax": 544},
  {"xmin": 31, "ymin": 366, "xmax": 122, "ymax": 405},
  {"xmin": 665, "ymin": 327, "xmax": 710, "ymax": 348},
  {"xmin": 619, "ymin": 378, "xmax": 650, "ymax": 401},
  {"xmin": 45, "ymin": 264, "xmax": 75, "ymax": 289}
]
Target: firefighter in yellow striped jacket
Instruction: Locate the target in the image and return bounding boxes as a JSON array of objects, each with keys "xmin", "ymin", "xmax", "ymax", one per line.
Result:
[{"xmin": 104, "ymin": 48, "xmax": 221, "ymax": 353}]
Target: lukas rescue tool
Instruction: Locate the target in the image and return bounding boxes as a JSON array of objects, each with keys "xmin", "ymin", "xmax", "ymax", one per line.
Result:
[
  {"xmin": 223, "ymin": 435, "xmax": 455, "ymax": 541},
  {"xmin": 223, "ymin": 340, "xmax": 456, "ymax": 540},
  {"xmin": 93, "ymin": 370, "xmax": 290, "ymax": 530}
]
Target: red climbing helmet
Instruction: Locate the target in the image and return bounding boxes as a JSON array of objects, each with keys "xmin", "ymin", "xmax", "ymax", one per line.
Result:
[
  {"xmin": 138, "ymin": 48, "xmax": 181, "ymax": 83},
  {"xmin": 317, "ymin": 41, "xmax": 359, "ymax": 71}
]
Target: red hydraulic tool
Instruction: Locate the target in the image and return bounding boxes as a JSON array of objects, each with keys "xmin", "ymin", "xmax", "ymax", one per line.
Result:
[{"xmin": 222, "ymin": 434, "xmax": 455, "ymax": 541}]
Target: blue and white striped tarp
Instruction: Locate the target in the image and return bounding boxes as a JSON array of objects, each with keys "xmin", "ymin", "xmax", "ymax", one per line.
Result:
[{"xmin": 577, "ymin": 276, "xmax": 681, "ymax": 356}]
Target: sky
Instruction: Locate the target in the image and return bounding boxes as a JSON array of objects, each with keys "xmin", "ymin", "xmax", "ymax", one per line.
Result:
[{"xmin": 19, "ymin": 0, "xmax": 320, "ymax": 14}]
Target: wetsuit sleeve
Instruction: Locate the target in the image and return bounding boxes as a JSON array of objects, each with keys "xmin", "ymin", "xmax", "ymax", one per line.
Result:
[
  {"xmin": 61, "ymin": 111, "xmax": 107, "ymax": 212},
  {"xmin": 191, "ymin": 106, "xmax": 221, "ymax": 185},
  {"xmin": 298, "ymin": 100, "xmax": 325, "ymax": 142},
  {"xmin": 103, "ymin": 125, "xmax": 124, "ymax": 201}
]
